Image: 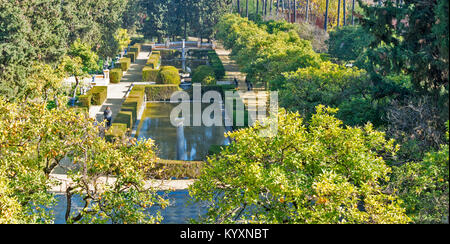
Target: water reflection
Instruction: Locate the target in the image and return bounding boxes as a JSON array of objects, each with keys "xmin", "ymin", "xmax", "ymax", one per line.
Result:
[{"xmin": 137, "ymin": 102, "xmax": 229, "ymax": 161}]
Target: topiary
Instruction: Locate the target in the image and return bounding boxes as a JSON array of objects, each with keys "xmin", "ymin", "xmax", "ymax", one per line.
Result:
[
  {"xmin": 192, "ymin": 65, "xmax": 217, "ymax": 85},
  {"xmin": 156, "ymin": 66, "xmax": 180, "ymax": 85}
]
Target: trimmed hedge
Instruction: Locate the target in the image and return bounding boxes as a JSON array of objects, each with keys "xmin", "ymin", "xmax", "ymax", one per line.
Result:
[
  {"xmin": 160, "ymin": 49, "xmax": 179, "ymax": 60},
  {"xmin": 208, "ymin": 50, "xmax": 225, "ymax": 80},
  {"xmin": 144, "ymin": 84, "xmax": 181, "ymax": 101},
  {"xmin": 147, "ymin": 53, "xmax": 160, "ymax": 69},
  {"xmin": 89, "ymin": 86, "xmax": 107, "ymax": 105},
  {"xmin": 142, "ymin": 66, "xmax": 160, "ymax": 82},
  {"xmin": 110, "ymin": 68, "xmax": 123, "ymax": 83},
  {"xmin": 129, "ymin": 43, "xmax": 141, "ymax": 55},
  {"xmin": 156, "ymin": 66, "xmax": 180, "ymax": 85},
  {"xmin": 192, "ymin": 65, "xmax": 217, "ymax": 85},
  {"xmin": 78, "ymin": 94, "xmax": 92, "ymax": 108},
  {"xmin": 127, "ymin": 52, "xmax": 136, "ymax": 63},
  {"xmin": 118, "ymin": 57, "xmax": 131, "ymax": 71},
  {"xmin": 105, "ymin": 123, "xmax": 128, "ymax": 141},
  {"xmin": 114, "ymin": 111, "xmax": 134, "ymax": 129},
  {"xmin": 150, "ymin": 160, "xmax": 204, "ymax": 180}
]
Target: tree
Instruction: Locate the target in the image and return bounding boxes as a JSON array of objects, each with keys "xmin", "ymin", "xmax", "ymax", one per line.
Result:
[
  {"xmin": 358, "ymin": 0, "xmax": 449, "ymax": 97},
  {"xmin": 115, "ymin": 28, "xmax": 132, "ymax": 52},
  {"xmin": 0, "ymin": 98, "xmax": 168, "ymax": 223},
  {"xmin": 190, "ymin": 107, "xmax": 410, "ymax": 224},
  {"xmin": 63, "ymin": 40, "xmax": 99, "ymax": 99},
  {"xmin": 388, "ymin": 122, "xmax": 449, "ymax": 223}
]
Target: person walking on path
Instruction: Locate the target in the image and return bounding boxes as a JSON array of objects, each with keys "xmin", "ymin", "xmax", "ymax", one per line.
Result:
[
  {"xmin": 104, "ymin": 106, "xmax": 113, "ymax": 127},
  {"xmin": 245, "ymin": 76, "xmax": 253, "ymax": 91},
  {"xmin": 234, "ymin": 77, "xmax": 239, "ymax": 89}
]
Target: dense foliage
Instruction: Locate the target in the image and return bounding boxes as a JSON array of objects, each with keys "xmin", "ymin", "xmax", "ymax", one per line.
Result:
[
  {"xmin": 190, "ymin": 107, "xmax": 410, "ymax": 224},
  {"xmin": 0, "ymin": 98, "xmax": 168, "ymax": 223}
]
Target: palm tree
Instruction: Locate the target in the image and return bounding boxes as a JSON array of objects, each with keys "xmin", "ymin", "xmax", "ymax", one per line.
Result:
[{"xmin": 324, "ymin": 0, "xmax": 329, "ymax": 31}]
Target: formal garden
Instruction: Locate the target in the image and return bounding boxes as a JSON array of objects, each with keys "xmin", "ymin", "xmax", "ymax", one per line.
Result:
[{"xmin": 0, "ymin": 0, "xmax": 448, "ymax": 225}]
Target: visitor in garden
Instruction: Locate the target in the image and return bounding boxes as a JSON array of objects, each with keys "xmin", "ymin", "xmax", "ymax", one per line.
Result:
[
  {"xmin": 104, "ymin": 106, "xmax": 113, "ymax": 127},
  {"xmin": 245, "ymin": 77, "xmax": 253, "ymax": 91},
  {"xmin": 234, "ymin": 77, "xmax": 239, "ymax": 88}
]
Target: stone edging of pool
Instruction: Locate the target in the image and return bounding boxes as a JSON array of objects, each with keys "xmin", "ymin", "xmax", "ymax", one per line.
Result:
[{"xmin": 48, "ymin": 173, "xmax": 196, "ymax": 193}]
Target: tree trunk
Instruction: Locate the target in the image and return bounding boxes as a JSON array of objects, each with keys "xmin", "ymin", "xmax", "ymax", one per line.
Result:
[
  {"xmin": 256, "ymin": 0, "xmax": 259, "ymax": 15},
  {"xmin": 343, "ymin": 0, "xmax": 346, "ymax": 26},
  {"xmin": 305, "ymin": 0, "xmax": 309, "ymax": 22},
  {"xmin": 246, "ymin": 0, "xmax": 249, "ymax": 18},
  {"xmin": 293, "ymin": 0, "xmax": 296, "ymax": 23},
  {"xmin": 237, "ymin": 0, "xmax": 241, "ymax": 14},
  {"xmin": 324, "ymin": 0, "xmax": 329, "ymax": 31},
  {"xmin": 351, "ymin": 0, "xmax": 355, "ymax": 25}
]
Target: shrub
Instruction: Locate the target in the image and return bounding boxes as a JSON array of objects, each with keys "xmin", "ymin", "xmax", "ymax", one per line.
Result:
[
  {"xmin": 78, "ymin": 94, "xmax": 92, "ymax": 108},
  {"xmin": 142, "ymin": 66, "xmax": 160, "ymax": 81},
  {"xmin": 105, "ymin": 123, "xmax": 128, "ymax": 141},
  {"xmin": 110, "ymin": 68, "xmax": 123, "ymax": 83},
  {"xmin": 129, "ymin": 43, "xmax": 141, "ymax": 55},
  {"xmin": 144, "ymin": 84, "xmax": 181, "ymax": 101},
  {"xmin": 160, "ymin": 49, "xmax": 179, "ymax": 60},
  {"xmin": 114, "ymin": 111, "xmax": 134, "ymax": 129},
  {"xmin": 89, "ymin": 86, "xmax": 107, "ymax": 105},
  {"xmin": 192, "ymin": 65, "xmax": 217, "ymax": 85},
  {"xmin": 327, "ymin": 25, "xmax": 374, "ymax": 62},
  {"xmin": 156, "ymin": 66, "xmax": 180, "ymax": 85},
  {"xmin": 207, "ymin": 51, "xmax": 225, "ymax": 80},
  {"xmin": 127, "ymin": 52, "xmax": 136, "ymax": 63},
  {"xmin": 150, "ymin": 160, "xmax": 204, "ymax": 180},
  {"xmin": 118, "ymin": 57, "xmax": 131, "ymax": 71},
  {"xmin": 146, "ymin": 53, "xmax": 160, "ymax": 69}
]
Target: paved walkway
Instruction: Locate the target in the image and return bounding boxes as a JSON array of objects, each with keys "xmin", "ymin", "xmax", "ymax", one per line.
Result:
[
  {"xmin": 89, "ymin": 44, "xmax": 154, "ymax": 122},
  {"xmin": 215, "ymin": 43, "xmax": 269, "ymax": 125}
]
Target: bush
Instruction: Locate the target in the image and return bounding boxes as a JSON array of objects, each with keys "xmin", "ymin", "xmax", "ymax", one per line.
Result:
[
  {"xmin": 142, "ymin": 66, "xmax": 160, "ymax": 81},
  {"xmin": 327, "ymin": 25, "xmax": 374, "ymax": 62},
  {"xmin": 110, "ymin": 68, "xmax": 123, "ymax": 83},
  {"xmin": 160, "ymin": 49, "xmax": 179, "ymax": 60},
  {"xmin": 127, "ymin": 52, "xmax": 136, "ymax": 63},
  {"xmin": 150, "ymin": 159, "xmax": 204, "ymax": 180},
  {"xmin": 146, "ymin": 53, "xmax": 160, "ymax": 69},
  {"xmin": 192, "ymin": 65, "xmax": 217, "ymax": 85},
  {"xmin": 78, "ymin": 94, "xmax": 92, "ymax": 108},
  {"xmin": 129, "ymin": 43, "xmax": 141, "ymax": 55},
  {"xmin": 156, "ymin": 66, "xmax": 180, "ymax": 85},
  {"xmin": 118, "ymin": 57, "xmax": 131, "ymax": 71},
  {"xmin": 207, "ymin": 51, "xmax": 225, "ymax": 80},
  {"xmin": 114, "ymin": 111, "xmax": 134, "ymax": 129},
  {"xmin": 105, "ymin": 123, "xmax": 128, "ymax": 141},
  {"xmin": 144, "ymin": 84, "xmax": 181, "ymax": 101},
  {"xmin": 89, "ymin": 86, "xmax": 107, "ymax": 105}
]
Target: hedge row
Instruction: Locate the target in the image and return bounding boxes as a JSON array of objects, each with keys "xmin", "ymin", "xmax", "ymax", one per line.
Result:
[
  {"xmin": 132, "ymin": 84, "xmax": 180, "ymax": 101},
  {"xmin": 157, "ymin": 66, "xmax": 180, "ymax": 85},
  {"xmin": 207, "ymin": 50, "xmax": 225, "ymax": 80},
  {"xmin": 110, "ymin": 85, "xmax": 146, "ymax": 136},
  {"xmin": 127, "ymin": 52, "xmax": 136, "ymax": 63},
  {"xmin": 117, "ymin": 57, "xmax": 131, "ymax": 71},
  {"xmin": 192, "ymin": 65, "xmax": 217, "ymax": 85},
  {"xmin": 147, "ymin": 53, "xmax": 160, "ymax": 69},
  {"xmin": 160, "ymin": 49, "xmax": 179, "ymax": 60},
  {"xmin": 142, "ymin": 66, "xmax": 159, "ymax": 82},
  {"xmin": 149, "ymin": 159, "xmax": 204, "ymax": 180},
  {"xmin": 110, "ymin": 68, "xmax": 123, "ymax": 83},
  {"xmin": 129, "ymin": 43, "xmax": 141, "ymax": 56},
  {"xmin": 78, "ymin": 86, "xmax": 108, "ymax": 109},
  {"xmin": 105, "ymin": 123, "xmax": 128, "ymax": 142}
]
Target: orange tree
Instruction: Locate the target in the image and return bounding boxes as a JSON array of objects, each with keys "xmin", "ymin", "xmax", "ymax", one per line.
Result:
[
  {"xmin": 189, "ymin": 107, "xmax": 411, "ymax": 224},
  {"xmin": 0, "ymin": 98, "xmax": 168, "ymax": 224}
]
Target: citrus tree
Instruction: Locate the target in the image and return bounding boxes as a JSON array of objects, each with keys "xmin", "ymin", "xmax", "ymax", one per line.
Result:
[
  {"xmin": 0, "ymin": 98, "xmax": 168, "ymax": 224},
  {"xmin": 189, "ymin": 106, "xmax": 410, "ymax": 224}
]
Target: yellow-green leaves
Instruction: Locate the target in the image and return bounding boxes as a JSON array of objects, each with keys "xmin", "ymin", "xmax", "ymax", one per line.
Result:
[{"xmin": 190, "ymin": 107, "xmax": 410, "ymax": 224}]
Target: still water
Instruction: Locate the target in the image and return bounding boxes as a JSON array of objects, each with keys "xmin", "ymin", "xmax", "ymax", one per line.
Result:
[{"xmin": 136, "ymin": 102, "xmax": 230, "ymax": 161}]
